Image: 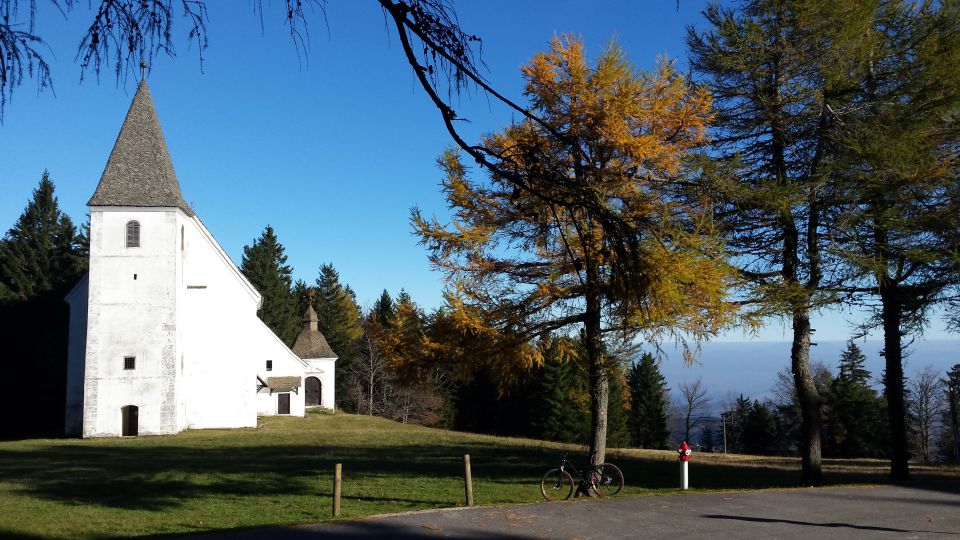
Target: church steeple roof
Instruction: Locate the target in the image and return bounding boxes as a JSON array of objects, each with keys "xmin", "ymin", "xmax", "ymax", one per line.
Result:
[
  {"xmin": 88, "ymin": 80, "xmax": 193, "ymax": 216},
  {"xmin": 292, "ymin": 305, "xmax": 337, "ymax": 360}
]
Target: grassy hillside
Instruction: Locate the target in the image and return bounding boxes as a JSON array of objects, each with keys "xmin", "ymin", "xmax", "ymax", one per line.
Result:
[{"xmin": 0, "ymin": 413, "xmax": 956, "ymax": 539}]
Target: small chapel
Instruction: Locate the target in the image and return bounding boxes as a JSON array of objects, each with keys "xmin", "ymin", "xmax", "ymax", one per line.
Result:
[{"xmin": 64, "ymin": 80, "xmax": 336, "ymax": 438}]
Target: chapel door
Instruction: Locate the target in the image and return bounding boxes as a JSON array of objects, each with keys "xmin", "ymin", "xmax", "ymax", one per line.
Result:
[
  {"xmin": 277, "ymin": 393, "xmax": 291, "ymax": 415},
  {"xmin": 121, "ymin": 405, "xmax": 139, "ymax": 436},
  {"xmin": 305, "ymin": 377, "xmax": 321, "ymax": 406}
]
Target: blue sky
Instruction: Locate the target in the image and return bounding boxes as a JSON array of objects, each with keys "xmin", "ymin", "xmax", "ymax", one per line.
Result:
[{"xmin": 1, "ymin": 0, "xmax": 955, "ymax": 355}]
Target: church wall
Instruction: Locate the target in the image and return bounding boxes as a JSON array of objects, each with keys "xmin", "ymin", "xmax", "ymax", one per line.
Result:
[
  {"xmin": 252, "ymin": 317, "xmax": 307, "ymax": 417},
  {"xmin": 64, "ymin": 274, "xmax": 89, "ymax": 436},
  {"xmin": 83, "ymin": 208, "xmax": 181, "ymax": 437},
  {"xmin": 304, "ymin": 358, "xmax": 336, "ymax": 410},
  {"xmin": 180, "ymin": 216, "xmax": 308, "ymax": 423},
  {"xmin": 179, "ymin": 215, "xmax": 262, "ymax": 429}
]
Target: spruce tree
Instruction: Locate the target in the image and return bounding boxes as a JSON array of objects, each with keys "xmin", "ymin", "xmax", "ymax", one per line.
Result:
[
  {"xmin": 742, "ymin": 400, "xmax": 779, "ymax": 455},
  {"xmin": 372, "ymin": 289, "xmax": 395, "ymax": 327},
  {"xmin": 240, "ymin": 225, "xmax": 299, "ymax": 346},
  {"xmin": 626, "ymin": 352, "xmax": 670, "ymax": 449},
  {"xmin": 313, "ymin": 263, "xmax": 363, "ymax": 411},
  {"xmin": 939, "ymin": 363, "xmax": 960, "ymax": 464},
  {"xmin": 701, "ymin": 424, "xmax": 716, "ymax": 452},
  {"xmin": 725, "ymin": 395, "xmax": 753, "ymax": 454},
  {"xmin": 0, "ymin": 171, "xmax": 86, "ymax": 301},
  {"xmin": 606, "ymin": 364, "xmax": 630, "ymax": 448},
  {"xmin": 0, "ymin": 171, "xmax": 85, "ymax": 436},
  {"xmin": 527, "ymin": 336, "xmax": 578, "ymax": 442},
  {"xmin": 826, "ymin": 341, "xmax": 888, "ymax": 458}
]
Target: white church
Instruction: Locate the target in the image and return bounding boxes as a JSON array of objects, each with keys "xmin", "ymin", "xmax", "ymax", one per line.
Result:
[{"xmin": 64, "ymin": 81, "xmax": 337, "ymax": 437}]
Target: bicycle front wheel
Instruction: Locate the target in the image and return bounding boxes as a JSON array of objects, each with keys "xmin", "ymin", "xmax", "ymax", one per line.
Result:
[
  {"xmin": 540, "ymin": 468, "xmax": 574, "ymax": 501},
  {"xmin": 591, "ymin": 463, "xmax": 624, "ymax": 496}
]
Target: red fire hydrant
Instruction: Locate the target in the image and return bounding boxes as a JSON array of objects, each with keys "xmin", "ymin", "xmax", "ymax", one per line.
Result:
[
  {"xmin": 678, "ymin": 441, "xmax": 692, "ymax": 462},
  {"xmin": 678, "ymin": 441, "xmax": 692, "ymax": 490}
]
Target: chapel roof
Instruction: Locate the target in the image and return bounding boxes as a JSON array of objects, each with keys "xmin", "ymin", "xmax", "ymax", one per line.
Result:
[
  {"xmin": 88, "ymin": 80, "xmax": 194, "ymax": 216},
  {"xmin": 292, "ymin": 305, "xmax": 338, "ymax": 360},
  {"xmin": 266, "ymin": 376, "xmax": 302, "ymax": 392}
]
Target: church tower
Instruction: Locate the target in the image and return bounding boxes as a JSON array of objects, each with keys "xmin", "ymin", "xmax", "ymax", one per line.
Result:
[{"xmin": 73, "ymin": 81, "xmax": 192, "ymax": 437}]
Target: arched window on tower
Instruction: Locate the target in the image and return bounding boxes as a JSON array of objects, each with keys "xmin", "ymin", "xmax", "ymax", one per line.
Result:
[{"xmin": 126, "ymin": 220, "xmax": 141, "ymax": 248}]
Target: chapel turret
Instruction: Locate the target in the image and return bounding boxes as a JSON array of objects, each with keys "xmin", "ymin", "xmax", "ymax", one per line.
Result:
[{"xmin": 292, "ymin": 304, "xmax": 337, "ymax": 360}]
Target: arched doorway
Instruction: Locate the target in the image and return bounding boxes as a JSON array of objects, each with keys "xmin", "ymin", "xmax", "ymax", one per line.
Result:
[
  {"xmin": 305, "ymin": 376, "xmax": 321, "ymax": 406},
  {"xmin": 121, "ymin": 405, "xmax": 139, "ymax": 436}
]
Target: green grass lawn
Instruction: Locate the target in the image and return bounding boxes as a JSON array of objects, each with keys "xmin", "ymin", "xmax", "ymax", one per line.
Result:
[{"xmin": 1, "ymin": 413, "xmax": 957, "ymax": 539}]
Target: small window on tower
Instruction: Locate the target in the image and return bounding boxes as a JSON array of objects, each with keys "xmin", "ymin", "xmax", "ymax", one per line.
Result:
[
  {"xmin": 124, "ymin": 356, "xmax": 136, "ymax": 370},
  {"xmin": 266, "ymin": 360, "xmax": 273, "ymax": 371},
  {"xmin": 126, "ymin": 220, "xmax": 141, "ymax": 248}
]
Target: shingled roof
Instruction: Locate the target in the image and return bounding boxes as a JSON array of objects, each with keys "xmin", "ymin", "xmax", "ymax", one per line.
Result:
[
  {"xmin": 292, "ymin": 305, "xmax": 338, "ymax": 360},
  {"xmin": 266, "ymin": 376, "xmax": 302, "ymax": 392},
  {"xmin": 88, "ymin": 80, "xmax": 193, "ymax": 216}
]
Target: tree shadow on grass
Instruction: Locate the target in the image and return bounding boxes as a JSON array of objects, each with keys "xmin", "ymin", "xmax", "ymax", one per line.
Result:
[{"xmin": 0, "ymin": 439, "xmax": 913, "ymax": 514}]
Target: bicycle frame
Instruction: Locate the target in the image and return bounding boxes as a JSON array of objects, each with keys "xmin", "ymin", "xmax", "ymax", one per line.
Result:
[{"xmin": 557, "ymin": 453, "xmax": 594, "ymax": 491}]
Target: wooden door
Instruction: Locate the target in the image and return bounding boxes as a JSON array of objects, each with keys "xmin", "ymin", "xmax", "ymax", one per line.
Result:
[
  {"xmin": 305, "ymin": 377, "xmax": 321, "ymax": 406},
  {"xmin": 277, "ymin": 393, "xmax": 291, "ymax": 415},
  {"xmin": 122, "ymin": 405, "xmax": 139, "ymax": 436}
]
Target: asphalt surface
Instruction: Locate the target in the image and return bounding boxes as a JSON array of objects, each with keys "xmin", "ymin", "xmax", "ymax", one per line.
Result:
[{"xmin": 176, "ymin": 485, "xmax": 960, "ymax": 539}]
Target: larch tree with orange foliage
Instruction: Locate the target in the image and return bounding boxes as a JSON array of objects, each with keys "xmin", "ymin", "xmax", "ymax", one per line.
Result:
[{"xmin": 413, "ymin": 36, "xmax": 738, "ymax": 465}]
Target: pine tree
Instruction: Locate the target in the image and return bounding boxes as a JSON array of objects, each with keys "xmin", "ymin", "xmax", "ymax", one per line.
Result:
[
  {"xmin": 725, "ymin": 395, "xmax": 753, "ymax": 454},
  {"xmin": 826, "ymin": 341, "xmax": 888, "ymax": 458},
  {"xmin": 606, "ymin": 364, "xmax": 630, "ymax": 448},
  {"xmin": 626, "ymin": 353, "xmax": 670, "ymax": 449},
  {"xmin": 372, "ymin": 289, "xmax": 395, "ymax": 327},
  {"xmin": 938, "ymin": 363, "xmax": 960, "ymax": 464},
  {"xmin": 313, "ymin": 263, "xmax": 363, "ymax": 411},
  {"xmin": 0, "ymin": 171, "xmax": 86, "ymax": 301},
  {"xmin": 240, "ymin": 225, "xmax": 299, "ymax": 346},
  {"xmin": 701, "ymin": 424, "xmax": 716, "ymax": 453},
  {"xmin": 743, "ymin": 400, "xmax": 779, "ymax": 455},
  {"xmin": 527, "ymin": 336, "xmax": 578, "ymax": 442},
  {"xmin": 0, "ymin": 171, "xmax": 86, "ymax": 436}
]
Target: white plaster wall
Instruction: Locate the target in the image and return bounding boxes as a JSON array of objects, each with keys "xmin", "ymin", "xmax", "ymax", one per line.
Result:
[
  {"xmin": 64, "ymin": 274, "xmax": 89, "ymax": 436},
  {"xmin": 179, "ymin": 216, "xmax": 306, "ymax": 427},
  {"xmin": 304, "ymin": 358, "xmax": 337, "ymax": 409},
  {"xmin": 255, "ymin": 387, "xmax": 306, "ymax": 416},
  {"xmin": 179, "ymin": 215, "xmax": 260, "ymax": 429},
  {"xmin": 83, "ymin": 208, "xmax": 181, "ymax": 437}
]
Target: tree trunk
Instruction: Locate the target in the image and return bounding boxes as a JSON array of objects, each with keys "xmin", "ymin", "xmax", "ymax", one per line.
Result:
[
  {"xmin": 881, "ymin": 286, "xmax": 910, "ymax": 481},
  {"xmin": 585, "ymin": 259, "xmax": 608, "ymax": 467},
  {"xmin": 791, "ymin": 308, "xmax": 823, "ymax": 486}
]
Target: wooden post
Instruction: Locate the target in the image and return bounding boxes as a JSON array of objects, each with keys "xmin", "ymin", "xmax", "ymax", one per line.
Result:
[
  {"xmin": 333, "ymin": 463, "xmax": 342, "ymax": 517},
  {"xmin": 463, "ymin": 454, "xmax": 474, "ymax": 507}
]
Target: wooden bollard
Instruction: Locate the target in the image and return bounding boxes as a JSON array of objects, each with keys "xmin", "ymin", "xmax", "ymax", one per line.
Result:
[
  {"xmin": 463, "ymin": 454, "xmax": 474, "ymax": 507},
  {"xmin": 333, "ymin": 463, "xmax": 342, "ymax": 517}
]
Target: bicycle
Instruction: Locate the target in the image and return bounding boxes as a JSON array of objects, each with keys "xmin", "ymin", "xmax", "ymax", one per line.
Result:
[{"xmin": 540, "ymin": 452, "xmax": 624, "ymax": 501}]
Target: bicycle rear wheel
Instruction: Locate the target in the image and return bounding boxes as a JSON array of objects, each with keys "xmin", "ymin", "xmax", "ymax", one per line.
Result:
[
  {"xmin": 540, "ymin": 468, "xmax": 574, "ymax": 501},
  {"xmin": 591, "ymin": 463, "xmax": 624, "ymax": 496}
]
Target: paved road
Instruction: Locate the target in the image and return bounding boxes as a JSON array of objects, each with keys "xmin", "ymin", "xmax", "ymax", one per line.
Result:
[{"xmin": 183, "ymin": 486, "xmax": 960, "ymax": 539}]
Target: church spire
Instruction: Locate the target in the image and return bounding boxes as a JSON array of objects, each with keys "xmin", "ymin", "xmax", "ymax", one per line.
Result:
[{"xmin": 88, "ymin": 80, "xmax": 194, "ymax": 216}]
